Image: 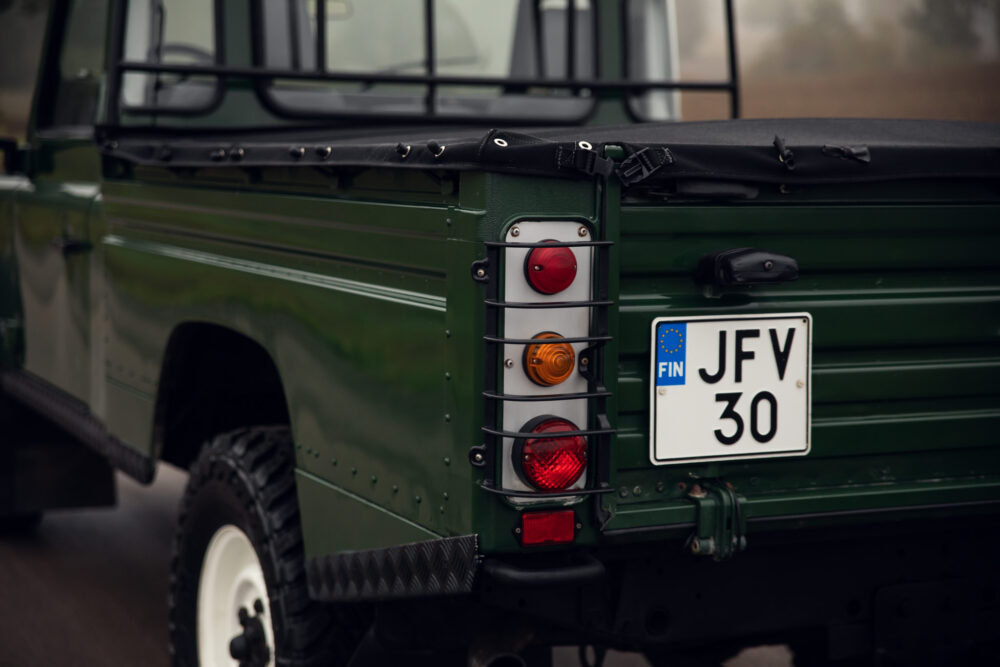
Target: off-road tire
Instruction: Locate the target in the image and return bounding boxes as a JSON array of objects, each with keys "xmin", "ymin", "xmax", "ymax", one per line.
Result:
[{"xmin": 168, "ymin": 425, "xmax": 363, "ymax": 666}]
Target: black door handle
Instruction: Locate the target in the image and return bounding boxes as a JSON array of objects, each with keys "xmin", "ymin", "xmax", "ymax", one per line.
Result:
[{"xmin": 697, "ymin": 248, "xmax": 799, "ymax": 287}]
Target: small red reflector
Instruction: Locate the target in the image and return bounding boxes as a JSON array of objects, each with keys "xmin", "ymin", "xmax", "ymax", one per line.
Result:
[
  {"xmin": 524, "ymin": 242, "xmax": 577, "ymax": 295},
  {"xmin": 520, "ymin": 511, "xmax": 576, "ymax": 546}
]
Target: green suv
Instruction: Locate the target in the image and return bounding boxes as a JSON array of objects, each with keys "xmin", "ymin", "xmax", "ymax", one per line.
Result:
[{"xmin": 2, "ymin": 1, "xmax": 999, "ymax": 665}]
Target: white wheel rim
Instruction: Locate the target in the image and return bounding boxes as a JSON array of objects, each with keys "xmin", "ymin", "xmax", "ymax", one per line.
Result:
[{"xmin": 197, "ymin": 524, "xmax": 275, "ymax": 667}]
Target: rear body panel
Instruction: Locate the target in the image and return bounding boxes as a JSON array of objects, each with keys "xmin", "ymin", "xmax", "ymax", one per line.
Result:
[{"xmin": 605, "ymin": 200, "xmax": 1000, "ymax": 535}]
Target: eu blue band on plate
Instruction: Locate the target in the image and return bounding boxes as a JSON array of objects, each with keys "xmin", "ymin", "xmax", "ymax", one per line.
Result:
[{"xmin": 655, "ymin": 322, "xmax": 686, "ymax": 386}]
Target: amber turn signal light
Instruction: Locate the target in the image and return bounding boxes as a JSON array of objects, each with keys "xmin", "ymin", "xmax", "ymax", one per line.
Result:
[{"xmin": 523, "ymin": 332, "xmax": 576, "ymax": 386}]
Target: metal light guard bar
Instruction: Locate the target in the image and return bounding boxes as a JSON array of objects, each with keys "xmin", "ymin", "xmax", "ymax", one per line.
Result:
[{"xmin": 479, "ymin": 233, "xmax": 615, "ymax": 500}]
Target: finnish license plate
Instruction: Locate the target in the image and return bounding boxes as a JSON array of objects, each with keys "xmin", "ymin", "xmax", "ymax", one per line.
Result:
[{"xmin": 649, "ymin": 313, "xmax": 812, "ymax": 465}]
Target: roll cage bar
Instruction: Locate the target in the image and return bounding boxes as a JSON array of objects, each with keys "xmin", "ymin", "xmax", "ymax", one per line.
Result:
[{"xmin": 105, "ymin": 0, "xmax": 740, "ymax": 126}]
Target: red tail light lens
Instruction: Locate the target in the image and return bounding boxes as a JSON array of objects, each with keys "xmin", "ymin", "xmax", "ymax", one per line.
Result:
[
  {"xmin": 515, "ymin": 416, "xmax": 587, "ymax": 491},
  {"xmin": 524, "ymin": 242, "xmax": 577, "ymax": 295}
]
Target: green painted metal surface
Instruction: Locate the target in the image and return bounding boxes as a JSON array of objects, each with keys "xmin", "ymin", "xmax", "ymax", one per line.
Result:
[{"xmin": 1, "ymin": 0, "xmax": 997, "ymax": 567}]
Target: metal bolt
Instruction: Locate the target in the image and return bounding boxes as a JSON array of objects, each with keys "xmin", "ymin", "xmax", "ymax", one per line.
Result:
[
  {"xmin": 510, "ymin": 226, "xmax": 520, "ymax": 237},
  {"xmin": 619, "ymin": 487, "xmax": 629, "ymax": 498},
  {"xmin": 633, "ymin": 486, "xmax": 642, "ymax": 496},
  {"xmin": 578, "ymin": 226, "xmax": 589, "ymax": 237},
  {"xmin": 443, "ymin": 457, "xmax": 451, "ymax": 466},
  {"xmin": 444, "ymin": 414, "xmax": 451, "ymax": 422},
  {"xmin": 392, "ymin": 485, "xmax": 399, "ymax": 493},
  {"xmin": 514, "ymin": 527, "xmax": 522, "ymax": 534},
  {"xmin": 575, "ymin": 523, "xmax": 583, "ymax": 530},
  {"xmin": 445, "ymin": 372, "xmax": 451, "ymax": 380},
  {"xmin": 472, "ymin": 452, "xmax": 484, "ymax": 464},
  {"xmin": 763, "ymin": 260, "xmax": 774, "ymax": 271},
  {"xmin": 443, "ymin": 492, "xmax": 449, "ymax": 500},
  {"xmin": 289, "ymin": 146, "xmax": 306, "ymax": 159},
  {"xmin": 476, "ymin": 268, "xmax": 486, "ymax": 278},
  {"xmin": 415, "ymin": 495, "xmax": 422, "ymax": 503},
  {"xmin": 316, "ymin": 145, "xmax": 332, "ymax": 159},
  {"xmin": 658, "ymin": 387, "xmax": 667, "ymax": 396},
  {"xmin": 504, "ymin": 358, "xmax": 514, "ymax": 369},
  {"xmin": 796, "ymin": 379, "xmax": 804, "ymax": 388},
  {"xmin": 229, "ymin": 147, "xmax": 245, "ymax": 161},
  {"xmin": 371, "ymin": 475, "xmax": 377, "ymax": 483},
  {"xmin": 655, "ymin": 481, "xmax": 665, "ymax": 493},
  {"xmin": 691, "ymin": 538, "xmax": 701, "ymax": 554},
  {"xmin": 580, "ymin": 357, "xmax": 589, "ymax": 366}
]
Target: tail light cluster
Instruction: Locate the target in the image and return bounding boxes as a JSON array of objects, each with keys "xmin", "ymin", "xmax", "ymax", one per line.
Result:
[{"xmin": 476, "ymin": 220, "xmax": 614, "ymax": 516}]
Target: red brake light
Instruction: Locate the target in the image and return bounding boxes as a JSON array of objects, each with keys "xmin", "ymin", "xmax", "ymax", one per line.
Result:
[
  {"xmin": 520, "ymin": 510, "xmax": 576, "ymax": 546},
  {"xmin": 515, "ymin": 416, "xmax": 587, "ymax": 491},
  {"xmin": 524, "ymin": 242, "xmax": 577, "ymax": 295}
]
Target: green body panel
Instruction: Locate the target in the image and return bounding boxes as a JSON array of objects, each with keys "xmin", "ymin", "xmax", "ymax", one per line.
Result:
[{"xmin": 604, "ymin": 202, "xmax": 1000, "ymax": 534}]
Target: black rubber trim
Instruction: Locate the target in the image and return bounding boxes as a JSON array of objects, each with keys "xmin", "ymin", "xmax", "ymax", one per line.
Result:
[
  {"xmin": 0, "ymin": 370, "xmax": 155, "ymax": 484},
  {"xmin": 306, "ymin": 534, "xmax": 479, "ymax": 602},
  {"xmin": 481, "ymin": 554, "xmax": 605, "ymax": 587}
]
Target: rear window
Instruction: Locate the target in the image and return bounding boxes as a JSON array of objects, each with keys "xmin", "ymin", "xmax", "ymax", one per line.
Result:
[{"xmin": 260, "ymin": 0, "xmax": 597, "ymax": 121}]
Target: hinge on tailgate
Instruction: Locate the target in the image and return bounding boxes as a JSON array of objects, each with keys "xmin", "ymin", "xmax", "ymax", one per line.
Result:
[{"xmin": 685, "ymin": 479, "xmax": 747, "ymax": 561}]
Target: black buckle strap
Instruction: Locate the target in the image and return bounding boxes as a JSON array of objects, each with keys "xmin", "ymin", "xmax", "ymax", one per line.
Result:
[
  {"xmin": 557, "ymin": 145, "xmax": 615, "ymax": 177},
  {"xmin": 616, "ymin": 146, "xmax": 673, "ymax": 186},
  {"xmin": 822, "ymin": 144, "xmax": 872, "ymax": 164}
]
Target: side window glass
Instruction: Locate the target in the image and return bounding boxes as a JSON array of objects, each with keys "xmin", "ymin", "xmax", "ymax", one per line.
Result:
[
  {"xmin": 40, "ymin": 0, "xmax": 110, "ymax": 130},
  {"xmin": 121, "ymin": 0, "xmax": 217, "ymax": 111}
]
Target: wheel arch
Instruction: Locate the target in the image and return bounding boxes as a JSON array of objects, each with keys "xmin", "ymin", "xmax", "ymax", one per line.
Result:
[{"xmin": 153, "ymin": 322, "xmax": 291, "ymax": 470}]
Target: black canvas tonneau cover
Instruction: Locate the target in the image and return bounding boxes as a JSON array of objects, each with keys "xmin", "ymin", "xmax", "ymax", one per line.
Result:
[{"xmin": 106, "ymin": 118, "xmax": 1000, "ymax": 187}]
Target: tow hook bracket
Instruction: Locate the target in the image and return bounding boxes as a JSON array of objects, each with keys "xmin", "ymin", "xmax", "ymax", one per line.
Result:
[{"xmin": 685, "ymin": 480, "xmax": 747, "ymax": 561}]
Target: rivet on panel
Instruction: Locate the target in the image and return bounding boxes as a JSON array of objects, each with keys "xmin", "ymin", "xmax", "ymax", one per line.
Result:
[
  {"xmin": 510, "ymin": 226, "xmax": 520, "ymax": 237},
  {"xmin": 443, "ymin": 457, "xmax": 451, "ymax": 466}
]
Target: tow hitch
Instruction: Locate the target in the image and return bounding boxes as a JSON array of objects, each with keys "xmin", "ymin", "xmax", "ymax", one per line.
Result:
[{"xmin": 686, "ymin": 479, "xmax": 747, "ymax": 561}]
